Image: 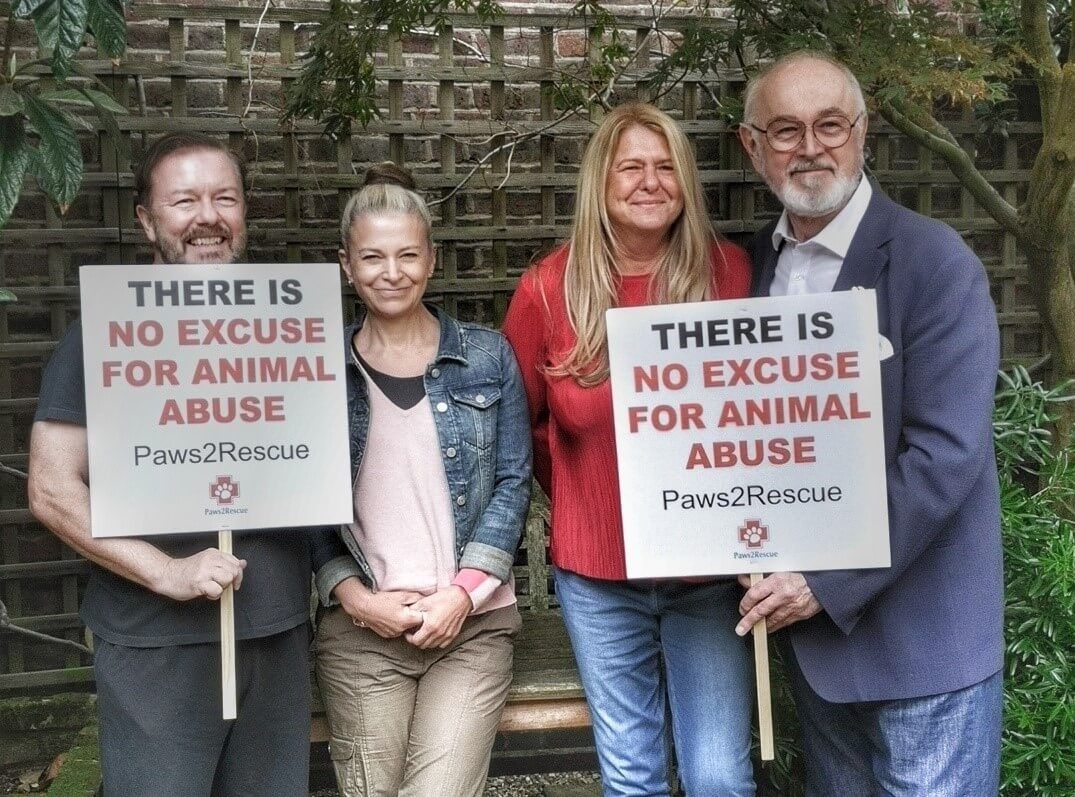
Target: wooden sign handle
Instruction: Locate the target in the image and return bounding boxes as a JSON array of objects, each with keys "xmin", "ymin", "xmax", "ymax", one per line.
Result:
[
  {"xmin": 219, "ymin": 529, "xmax": 237, "ymax": 720},
  {"xmin": 750, "ymin": 572, "xmax": 775, "ymax": 761}
]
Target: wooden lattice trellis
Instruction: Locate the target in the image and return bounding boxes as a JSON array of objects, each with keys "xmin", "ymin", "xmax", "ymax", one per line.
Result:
[{"xmin": 0, "ymin": 1, "xmax": 1044, "ymax": 691}]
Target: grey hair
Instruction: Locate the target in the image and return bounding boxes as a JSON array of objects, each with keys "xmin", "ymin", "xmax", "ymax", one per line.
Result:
[
  {"xmin": 742, "ymin": 51, "xmax": 867, "ymax": 126},
  {"xmin": 339, "ymin": 183, "xmax": 434, "ymax": 250}
]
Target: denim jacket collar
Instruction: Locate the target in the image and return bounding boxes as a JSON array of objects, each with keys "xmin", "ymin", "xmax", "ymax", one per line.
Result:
[{"xmin": 343, "ymin": 304, "xmax": 468, "ymax": 366}]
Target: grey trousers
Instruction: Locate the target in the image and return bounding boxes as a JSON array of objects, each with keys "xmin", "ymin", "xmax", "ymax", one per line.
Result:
[
  {"xmin": 94, "ymin": 623, "xmax": 311, "ymax": 797},
  {"xmin": 314, "ymin": 604, "xmax": 520, "ymax": 797}
]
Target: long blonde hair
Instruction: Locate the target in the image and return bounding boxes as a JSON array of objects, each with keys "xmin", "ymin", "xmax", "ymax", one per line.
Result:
[{"xmin": 550, "ymin": 102, "xmax": 721, "ymax": 386}]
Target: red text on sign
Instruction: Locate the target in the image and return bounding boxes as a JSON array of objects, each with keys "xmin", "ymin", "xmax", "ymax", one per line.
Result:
[
  {"xmin": 108, "ymin": 321, "xmax": 165, "ymax": 347},
  {"xmin": 102, "ymin": 360, "xmax": 179, "ymax": 387},
  {"xmin": 685, "ymin": 436, "xmax": 816, "ymax": 469},
  {"xmin": 176, "ymin": 317, "xmax": 325, "ymax": 346},
  {"xmin": 633, "ymin": 363, "xmax": 689, "ymax": 392},
  {"xmin": 628, "ymin": 403, "xmax": 705, "ymax": 432},
  {"xmin": 158, "ymin": 396, "xmax": 286, "ymax": 425},
  {"xmin": 702, "ymin": 351, "xmax": 859, "ymax": 387}
]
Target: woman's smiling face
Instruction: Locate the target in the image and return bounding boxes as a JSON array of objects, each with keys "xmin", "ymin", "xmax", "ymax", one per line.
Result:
[
  {"xmin": 340, "ymin": 212, "xmax": 435, "ymax": 321},
  {"xmin": 604, "ymin": 124, "xmax": 684, "ymax": 243}
]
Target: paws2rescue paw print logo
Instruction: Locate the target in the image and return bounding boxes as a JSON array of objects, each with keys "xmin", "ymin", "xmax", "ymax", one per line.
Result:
[
  {"xmin": 210, "ymin": 476, "xmax": 240, "ymax": 505},
  {"xmin": 738, "ymin": 519, "xmax": 769, "ymax": 549}
]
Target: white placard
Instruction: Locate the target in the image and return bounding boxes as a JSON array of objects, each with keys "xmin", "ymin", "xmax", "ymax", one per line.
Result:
[
  {"xmin": 607, "ymin": 290, "xmax": 890, "ymax": 577},
  {"xmin": 80, "ymin": 263, "xmax": 353, "ymax": 537}
]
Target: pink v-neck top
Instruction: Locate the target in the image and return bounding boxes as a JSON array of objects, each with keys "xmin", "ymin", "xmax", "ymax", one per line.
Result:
[{"xmin": 349, "ymin": 362, "xmax": 516, "ymax": 613}]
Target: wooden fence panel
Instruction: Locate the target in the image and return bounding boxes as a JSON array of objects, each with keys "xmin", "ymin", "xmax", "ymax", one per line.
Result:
[{"xmin": 0, "ymin": 2, "xmax": 1045, "ymax": 690}]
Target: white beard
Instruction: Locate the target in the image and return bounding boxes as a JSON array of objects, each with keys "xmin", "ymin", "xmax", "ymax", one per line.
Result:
[
  {"xmin": 755, "ymin": 143, "xmax": 864, "ymax": 218},
  {"xmin": 777, "ymin": 169, "xmax": 861, "ymax": 218}
]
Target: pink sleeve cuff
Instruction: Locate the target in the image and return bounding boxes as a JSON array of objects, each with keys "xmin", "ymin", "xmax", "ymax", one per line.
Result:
[{"xmin": 453, "ymin": 569, "xmax": 503, "ymax": 613}]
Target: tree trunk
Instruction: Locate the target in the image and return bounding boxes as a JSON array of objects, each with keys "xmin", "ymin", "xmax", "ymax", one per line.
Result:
[
  {"xmin": 1021, "ymin": 66, "xmax": 1075, "ymax": 448},
  {"xmin": 1023, "ymin": 246, "xmax": 1075, "ymax": 446}
]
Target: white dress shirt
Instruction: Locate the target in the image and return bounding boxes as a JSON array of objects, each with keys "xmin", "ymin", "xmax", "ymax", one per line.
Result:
[{"xmin": 769, "ymin": 176, "xmax": 873, "ymax": 297}]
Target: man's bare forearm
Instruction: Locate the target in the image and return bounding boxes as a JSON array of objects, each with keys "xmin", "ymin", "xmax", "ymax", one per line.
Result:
[
  {"xmin": 29, "ymin": 421, "xmax": 245, "ymax": 601},
  {"xmin": 28, "ymin": 421, "xmax": 173, "ymax": 592}
]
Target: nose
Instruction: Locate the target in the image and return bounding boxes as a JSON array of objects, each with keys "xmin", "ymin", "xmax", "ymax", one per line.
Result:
[
  {"xmin": 383, "ymin": 257, "xmax": 403, "ymax": 281},
  {"xmin": 193, "ymin": 197, "xmax": 220, "ymax": 225},
  {"xmin": 796, "ymin": 125, "xmax": 824, "ymax": 158},
  {"xmin": 641, "ymin": 164, "xmax": 660, "ymax": 191}
]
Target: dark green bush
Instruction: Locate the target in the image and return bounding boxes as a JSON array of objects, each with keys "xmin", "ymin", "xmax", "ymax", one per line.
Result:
[{"xmin": 995, "ymin": 369, "xmax": 1075, "ymax": 796}]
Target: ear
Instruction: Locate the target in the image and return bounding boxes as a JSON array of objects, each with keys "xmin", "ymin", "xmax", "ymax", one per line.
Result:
[
  {"xmin": 737, "ymin": 124, "xmax": 761, "ymax": 167},
  {"xmin": 135, "ymin": 204, "xmax": 156, "ymax": 244},
  {"xmin": 338, "ymin": 249, "xmax": 352, "ymax": 284}
]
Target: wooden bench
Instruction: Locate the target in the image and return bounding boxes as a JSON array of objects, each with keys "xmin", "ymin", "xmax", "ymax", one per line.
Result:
[{"xmin": 310, "ymin": 510, "xmax": 592, "ymax": 742}]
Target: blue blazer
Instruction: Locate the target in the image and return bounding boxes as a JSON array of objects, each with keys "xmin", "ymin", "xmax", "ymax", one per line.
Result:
[{"xmin": 749, "ymin": 189, "xmax": 1004, "ymax": 702}]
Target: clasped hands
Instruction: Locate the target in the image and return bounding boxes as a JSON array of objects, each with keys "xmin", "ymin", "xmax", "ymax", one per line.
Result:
[{"xmin": 334, "ymin": 577, "xmax": 473, "ymax": 650}]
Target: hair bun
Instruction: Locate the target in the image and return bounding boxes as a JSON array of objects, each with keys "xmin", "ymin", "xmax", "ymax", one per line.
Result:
[{"xmin": 361, "ymin": 162, "xmax": 417, "ymax": 191}]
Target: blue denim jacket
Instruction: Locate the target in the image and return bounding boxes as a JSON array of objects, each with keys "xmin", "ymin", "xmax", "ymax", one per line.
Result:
[{"xmin": 309, "ymin": 306, "xmax": 532, "ymax": 606}]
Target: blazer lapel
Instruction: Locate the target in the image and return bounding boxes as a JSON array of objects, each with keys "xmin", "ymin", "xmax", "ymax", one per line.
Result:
[
  {"xmin": 751, "ymin": 221, "xmax": 781, "ymax": 297},
  {"xmin": 831, "ymin": 189, "xmax": 895, "ymax": 292}
]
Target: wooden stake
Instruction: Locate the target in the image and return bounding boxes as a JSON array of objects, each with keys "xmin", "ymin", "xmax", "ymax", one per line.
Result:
[
  {"xmin": 750, "ymin": 572, "xmax": 775, "ymax": 761},
  {"xmin": 219, "ymin": 529, "xmax": 237, "ymax": 720}
]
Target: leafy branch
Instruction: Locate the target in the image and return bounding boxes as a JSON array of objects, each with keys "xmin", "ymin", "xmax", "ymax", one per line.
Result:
[
  {"xmin": 285, "ymin": 0, "xmax": 727, "ymax": 209},
  {"xmin": 283, "ymin": 0, "xmax": 504, "ymax": 139},
  {"xmin": 0, "ymin": 0, "xmax": 128, "ymax": 227}
]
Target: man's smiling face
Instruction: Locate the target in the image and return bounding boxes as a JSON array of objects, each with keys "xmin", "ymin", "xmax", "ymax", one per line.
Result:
[
  {"xmin": 136, "ymin": 148, "xmax": 247, "ymax": 265},
  {"xmin": 740, "ymin": 58, "xmax": 867, "ymax": 220}
]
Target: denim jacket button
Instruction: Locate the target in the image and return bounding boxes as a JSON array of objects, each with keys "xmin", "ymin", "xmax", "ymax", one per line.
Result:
[
  {"xmin": 436, "ymin": 401, "xmax": 448, "ymax": 413},
  {"xmin": 456, "ymin": 494, "xmax": 467, "ymax": 506},
  {"xmin": 475, "ymin": 394, "xmax": 486, "ymax": 404},
  {"xmin": 446, "ymin": 447, "xmax": 457, "ymax": 458},
  {"xmin": 430, "ymin": 367, "xmax": 441, "ymax": 378}
]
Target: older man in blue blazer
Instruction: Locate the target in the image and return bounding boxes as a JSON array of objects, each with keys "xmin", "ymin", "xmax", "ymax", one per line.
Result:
[{"xmin": 736, "ymin": 51, "xmax": 1003, "ymax": 796}]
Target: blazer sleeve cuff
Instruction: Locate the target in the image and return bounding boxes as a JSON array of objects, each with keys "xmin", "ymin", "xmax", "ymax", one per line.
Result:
[
  {"xmin": 804, "ymin": 572, "xmax": 862, "ymax": 635},
  {"xmin": 315, "ymin": 555, "xmax": 363, "ymax": 607}
]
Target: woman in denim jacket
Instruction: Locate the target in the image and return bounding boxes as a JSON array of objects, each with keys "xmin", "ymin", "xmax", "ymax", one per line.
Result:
[{"xmin": 309, "ymin": 164, "xmax": 531, "ymax": 797}]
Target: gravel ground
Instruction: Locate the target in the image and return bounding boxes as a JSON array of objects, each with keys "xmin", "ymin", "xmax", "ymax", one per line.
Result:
[
  {"xmin": 311, "ymin": 770, "xmax": 602, "ymax": 796},
  {"xmin": 482, "ymin": 772, "xmax": 602, "ymax": 796}
]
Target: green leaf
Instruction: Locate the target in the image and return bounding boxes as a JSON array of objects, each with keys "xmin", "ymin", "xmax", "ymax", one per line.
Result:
[
  {"xmin": 23, "ymin": 94, "xmax": 83, "ymax": 212},
  {"xmin": 31, "ymin": 0, "xmax": 89, "ymax": 79},
  {"xmin": 87, "ymin": 0, "xmax": 126, "ymax": 60},
  {"xmin": 12, "ymin": 0, "xmax": 50, "ymax": 18},
  {"xmin": 0, "ymin": 288, "xmax": 17, "ymax": 303},
  {"xmin": 0, "ymin": 86, "xmax": 26, "ymax": 116},
  {"xmin": 0, "ymin": 117, "xmax": 32, "ymax": 228},
  {"xmin": 38, "ymin": 87, "xmax": 127, "ymax": 114}
]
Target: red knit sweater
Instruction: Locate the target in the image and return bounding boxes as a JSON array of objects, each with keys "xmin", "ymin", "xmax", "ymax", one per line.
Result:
[{"xmin": 502, "ymin": 243, "xmax": 752, "ymax": 580}]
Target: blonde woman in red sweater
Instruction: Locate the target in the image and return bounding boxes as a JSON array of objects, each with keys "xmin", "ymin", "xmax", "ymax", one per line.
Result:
[{"xmin": 502, "ymin": 103, "xmax": 755, "ymax": 796}]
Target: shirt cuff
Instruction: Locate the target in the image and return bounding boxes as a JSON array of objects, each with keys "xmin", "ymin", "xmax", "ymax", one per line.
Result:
[{"xmin": 452, "ymin": 569, "xmax": 503, "ymax": 613}]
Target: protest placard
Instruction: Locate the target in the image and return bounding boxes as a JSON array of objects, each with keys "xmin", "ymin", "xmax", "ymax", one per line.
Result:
[
  {"xmin": 608, "ymin": 290, "xmax": 891, "ymax": 760},
  {"xmin": 79, "ymin": 262, "xmax": 353, "ymax": 719},
  {"xmin": 79, "ymin": 262, "xmax": 353, "ymax": 538},
  {"xmin": 607, "ymin": 290, "xmax": 890, "ymax": 578}
]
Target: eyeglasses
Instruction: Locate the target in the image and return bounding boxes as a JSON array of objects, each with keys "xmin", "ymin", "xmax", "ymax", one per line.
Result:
[{"xmin": 746, "ymin": 112, "xmax": 864, "ymax": 153}]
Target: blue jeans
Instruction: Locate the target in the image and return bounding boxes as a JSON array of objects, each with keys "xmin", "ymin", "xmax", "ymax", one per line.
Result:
[
  {"xmin": 787, "ymin": 651, "xmax": 1002, "ymax": 797},
  {"xmin": 554, "ymin": 567, "xmax": 755, "ymax": 797}
]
